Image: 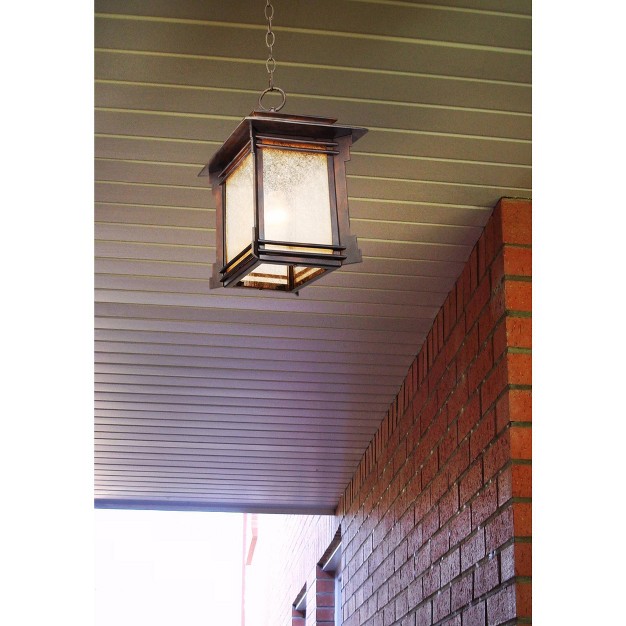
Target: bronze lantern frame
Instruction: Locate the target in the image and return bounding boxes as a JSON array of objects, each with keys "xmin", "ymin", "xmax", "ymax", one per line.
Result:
[{"xmin": 199, "ymin": 110, "xmax": 367, "ymax": 293}]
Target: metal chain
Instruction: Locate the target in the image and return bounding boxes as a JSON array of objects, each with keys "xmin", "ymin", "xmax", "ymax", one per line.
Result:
[
  {"xmin": 265, "ymin": 0, "xmax": 276, "ymax": 89},
  {"xmin": 258, "ymin": 0, "xmax": 286, "ymax": 112}
]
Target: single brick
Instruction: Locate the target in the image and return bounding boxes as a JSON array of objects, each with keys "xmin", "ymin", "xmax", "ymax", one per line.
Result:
[
  {"xmin": 468, "ymin": 340, "xmax": 494, "ymax": 392},
  {"xmin": 506, "ymin": 316, "xmax": 531, "ymax": 349},
  {"xmin": 431, "ymin": 471, "xmax": 449, "ymax": 510},
  {"xmin": 471, "ymin": 481, "xmax": 498, "ymax": 529},
  {"xmin": 499, "ymin": 198, "xmax": 532, "ymax": 245},
  {"xmin": 460, "ymin": 461, "xmax": 483, "ymax": 506},
  {"xmin": 462, "ymin": 600, "xmax": 486, "ymax": 626},
  {"xmin": 514, "ymin": 541, "xmax": 532, "ymax": 578},
  {"xmin": 395, "ymin": 589, "xmax": 409, "ymax": 620},
  {"xmin": 449, "ymin": 506, "xmax": 471, "ymax": 548},
  {"xmin": 445, "ymin": 319, "xmax": 466, "ymax": 370},
  {"xmin": 440, "ymin": 423, "xmax": 458, "ymax": 466},
  {"xmin": 458, "ymin": 392, "xmax": 481, "ymax": 443},
  {"xmin": 490, "ymin": 251, "xmax": 505, "ymax": 296},
  {"xmin": 480, "ymin": 358, "xmax": 508, "ymax": 414},
  {"xmin": 415, "ymin": 543, "xmax": 431, "ymax": 576},
  {"xmin": 504, "ymin": 280, "xmax": 531, "ymax": 312},
  {"xmin": 316, "ymin": 607, "xmax": 335, "ymax": 622},
  {"xmin": 506, "ymin": 352, "xmax": 532, "ymax": 386},
  {"xmin": 407, "ymin": 576, "xmax": 424, "ymax": 610},
  {"xmin": 383, "ymin": 601, "xmax": 396, "ymax": 626},
  {"xmin": 503, "ymin": 245, "xmax": 532, "ymax": 277},
  {"xmin": 466, "ymin": 277, "xmax": 491, "ymax": 330},
  {"xmin": 414, "ymin": 486, "xmax": 432, "ymax": 524},
  {"xmin": 429, "ymin": 353, "xmax": 447, "ymax": 397},
  {"xmin": 473, "ymin": 556, "xmax": 499, "ymax": 597},
  {"xmin": 483, "ymin": 431, "xmax": 511, "ymax": 482},
  {"xmin": 440, "ymin": 484, "xmax": 460, "ymax": 526},
  {"xmin": 499, "ymin": 543, "xmax": 515, "ymax": 582},
  {"xmin": 437, "ymin": 365, "xmax": 458, "ymax": 412},
  {"xmin": 440, "ymin": 547, "xmax": 461, "ymax": 586},
  {"xmin": 461, "ymin": 529, "xmax": 485, "ymax": 572},
  {"xmin": 394, "ymin": 538, "xmax": 409, "ymax": 571},
  {"xmin": 510, "ymin": 426, "xmax": 532, "ymax": 460},
  {"xmin": 509, "ymin": 388, "xmax": 532, "ymax": 422},
  {"xmin": 317, "ymin": 579, "xmax": 335, "ymax": 594},
  {"xmin": 485, "ymin": 506, "xmax": 514, "ymax": 552},
  {"xmin": 407, "ymin": 524, "xmax": 423, "ymax": 557},
  {"xmin": 421, "ymin": 450, "xmax": 439, "ymax": 488},
  {"xmin": 447, "ymin": 376, "xmax": 470, "ymax": 426},
  {"xmin": 513, "ymin": 502, "xmax": 532, "ymax": 538},
  {"xmin": 451, "ymin": 572, "xmax": 473, "ymax": 612},
  {"xmin": 486, "ymin": 583, "xmax": 516, "ymax": 625},
  {"xmin": 457, "ymin": 325, "xmax": 479, "ymax": 379},
  {"xmin": 431, "ymin": 528, "xmax": 450, "ymax": 562},
  {"xmin": 448, "ymin": 440, "xmax": 470, "ymax": 485},
  {"xmin": 470, "ymin": 412, "xmax": 496, "ymax": 463},
  {"xmin": 415, "ymin": 600, "xmax": 432, "ymax": 626},
  {"xmin": 422, "ymin": 562, "xmax": 441, "ymax": 597},
  {"xmin": 478, "ymin": 303, "xmax": 500, "ymax": 347},
  {"xmin": 433, "ymin": 587, "xmax": 452, "ymax": 622}
]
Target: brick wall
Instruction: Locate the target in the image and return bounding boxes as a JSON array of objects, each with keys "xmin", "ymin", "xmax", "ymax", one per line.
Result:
[
  {"xmin": 249, "ymin": 198, "xmax": 532, "ymax": 626},
  {"xmin": 248, "ymin": 514, "xmax": 340, "ymax": 626}
]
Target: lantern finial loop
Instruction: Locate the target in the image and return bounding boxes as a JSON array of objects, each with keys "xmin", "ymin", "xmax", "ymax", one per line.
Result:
[{"xmin": 258, "ymin": 86, "xmax": 287, "ymax": 112}]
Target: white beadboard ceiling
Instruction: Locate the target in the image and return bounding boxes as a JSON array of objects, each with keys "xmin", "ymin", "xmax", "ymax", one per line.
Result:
[{"xmin": 94, "ymin": 0, "xmax": 531, "ymax": 513}]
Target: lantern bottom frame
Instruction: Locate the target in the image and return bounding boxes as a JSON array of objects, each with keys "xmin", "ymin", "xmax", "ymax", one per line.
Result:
[{"xmin": 218, "ymin": 239, "xmax": 347, "ymax": 292}]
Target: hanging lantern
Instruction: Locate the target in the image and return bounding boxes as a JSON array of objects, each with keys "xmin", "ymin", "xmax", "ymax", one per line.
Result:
[
  {"xmin": 199, "ymin": 1, "xmax": 367, "ymax": 293},
  {"xmin": 200, "ymin": 111, "xmax": 366, "ymax": 292}
]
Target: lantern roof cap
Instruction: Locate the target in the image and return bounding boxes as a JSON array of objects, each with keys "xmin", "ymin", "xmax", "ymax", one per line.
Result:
[{"xmin": 200, "ymin": 110, "xmax": 367, "ymax": 178}]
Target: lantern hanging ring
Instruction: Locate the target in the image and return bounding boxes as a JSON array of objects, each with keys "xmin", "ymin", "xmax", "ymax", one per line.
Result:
[
  {"xmin": 258, "ymin": 86, "xmax": 287, "ymax": 112},
  {"xmin": 259, "ymin": 0, "xmax": 286, "ymax": 112}
]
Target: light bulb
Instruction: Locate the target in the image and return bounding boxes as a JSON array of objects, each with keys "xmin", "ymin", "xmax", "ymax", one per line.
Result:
[{"xmin": 264, "ymin": 190, "xmax": 291, "ymax": 238}]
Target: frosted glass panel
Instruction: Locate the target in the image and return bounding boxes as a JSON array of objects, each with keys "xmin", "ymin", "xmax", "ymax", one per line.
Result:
[
  {"xmin": 294, "ymin": 266, "xmax": 325, "ymax": 287},
  {"xmin": 262, "ymin": 148, "xmax": 332, "ymax": 245},
  {"xmin": 242, "ymin": 263, "xmax": 288, "ymax": 288},
  {"xmin": 225, "ymin": 153, "xmax": 254, "ymax": 263}
]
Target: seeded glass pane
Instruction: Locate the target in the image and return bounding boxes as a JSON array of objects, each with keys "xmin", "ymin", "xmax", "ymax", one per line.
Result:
[
  {"xmin": 294, "ymin": 266, "xmax": 325, "ymax": 288},
  {"xmin": 262, "ymin": 148, "xmax": 332, "ymax": 245},
  {"xmin": 224, "ymin": 153, "xmax": 254, "ymax": 263},
  {"xmin": 242, "ymin": 263, "xmax": 288, "ymax": 288}
]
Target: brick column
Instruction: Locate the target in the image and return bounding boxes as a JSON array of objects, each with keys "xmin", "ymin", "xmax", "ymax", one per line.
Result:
[
  {"xmin": 302, "ymin": 566, "xmax": 336, "ymax": 626},
  {"xmin": 315, "ymin": 567, "xmax": 335, "ymax": 625},
  {"xmin": 482, "ymin": 198, "xmax": 532, "ymax": 623},
  {"xmin": 336, "ymin": 197, "xmax": 532, "ymax": 626}
]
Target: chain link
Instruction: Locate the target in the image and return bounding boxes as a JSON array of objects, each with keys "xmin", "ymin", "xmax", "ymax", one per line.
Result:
[{"xmin": 265, "ymin": 0, "xmax": 276, "ymax": 89}]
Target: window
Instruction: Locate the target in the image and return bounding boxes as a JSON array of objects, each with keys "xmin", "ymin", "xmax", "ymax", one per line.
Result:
[
  {"xmin": 292, "ymin": 585, "xmax": 306, "ymax": 626},
  {"xmin": 320, "ymin": 533, "xmax": 342, "ymax": 626}
]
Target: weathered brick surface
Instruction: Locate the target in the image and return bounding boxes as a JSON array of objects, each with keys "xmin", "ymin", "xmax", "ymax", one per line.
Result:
[{"xmin": 252, "ymin": 199, "xmax": 531, "ymax": 625}]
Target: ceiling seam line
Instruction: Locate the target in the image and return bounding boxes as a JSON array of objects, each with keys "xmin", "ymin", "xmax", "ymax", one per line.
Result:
[
  {"xmin": 95, "ymin": 14, "xmax": 532, "ymax": 54},
  {"xmin": 95, "ymin": 79, "xmax": 532, "ymax": 116},
  {"xmin": 95, "ymin": 48, "xmax": 532, "ymax": 87}
]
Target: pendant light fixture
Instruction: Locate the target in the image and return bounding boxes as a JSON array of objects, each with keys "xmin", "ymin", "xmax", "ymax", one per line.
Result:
[{"xmin": 200, "ymin": 0, "xmax": 367, "ymax": 293}]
